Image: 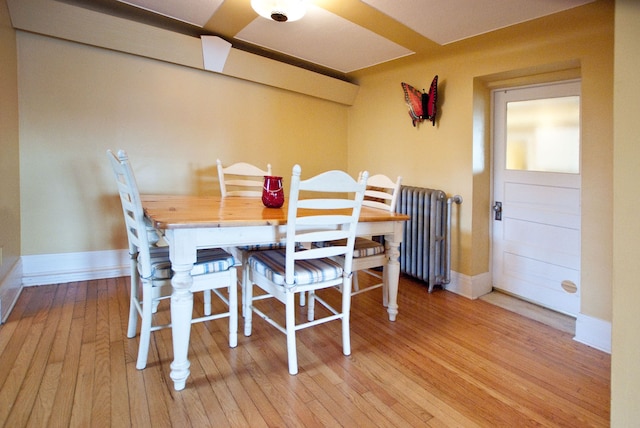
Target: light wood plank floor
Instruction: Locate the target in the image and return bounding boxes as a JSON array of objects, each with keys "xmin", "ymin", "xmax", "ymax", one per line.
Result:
[{"xmin": 0, "ymin": 274, "xmax": 610, "ymax": 427}]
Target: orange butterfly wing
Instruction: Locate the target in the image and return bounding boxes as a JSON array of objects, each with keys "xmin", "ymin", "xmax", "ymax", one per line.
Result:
[{"xmin": 401, "ymin": 82, "xmax": 424, "ymax": 127}]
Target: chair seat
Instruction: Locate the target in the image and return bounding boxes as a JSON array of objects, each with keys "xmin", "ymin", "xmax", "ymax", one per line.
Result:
[
  {"xmin": 144, "ymin": 247, "xmax": 236, "ymax": 279},
  {"xmin": 248, "ymin": 249, "xmax": 343, "ymax": 286},
  {"xmin": 315, "ymin": 237, "xmax": 385, "ymax": 258},
  {"xmin": 237, "ymin": 242, "xmax": 286, "ymax": 252}
]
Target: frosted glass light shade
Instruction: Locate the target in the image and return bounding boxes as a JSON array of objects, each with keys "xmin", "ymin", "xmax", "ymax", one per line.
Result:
[{"xmin": 251, "ymin": 0, "xmax": 307, "ymax": 22}]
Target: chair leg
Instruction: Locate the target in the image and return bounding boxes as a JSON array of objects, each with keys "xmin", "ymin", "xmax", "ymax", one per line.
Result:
[
  {"xmin": 382, "ymin": 267, "xmax": 389, "ymax": 307},
  {"xmin": 228, "ymin": 278, "xmax": 238, "ymax": 348},
  {"xmin": 286, "ymin": 291, "xmax": 298, "ymax": 375},
  {"xmin": 352, "ymin": 273, "xmax": 360, "ymax": 292},
  {"xmin": 307, "ymin": 291, "xmax": 315, "ymax": 321},
  {"xmin": 127, "ymin": 276, "xmax": 139, "ymax": 339},
  {"xmin": 341, "ymin": 277, "xmax": 353, "ymax": 357},
  {"xmin": 136, "ymin": 281, "xmax": 154, "ymax": 370},
  {"xmin": 242, "ymin": 262, "xmax": 251, "ymax": 318},
  {"xmin": 204, "ymin": 290, "xmax": 212, "ymax": 316},
  {"xmin": 151, "ymin": 286, "xmax": 162, "ymax": 313},
  {"xmin": 244, "ymin": 280, "xmax": 253, "ymax": 337}
]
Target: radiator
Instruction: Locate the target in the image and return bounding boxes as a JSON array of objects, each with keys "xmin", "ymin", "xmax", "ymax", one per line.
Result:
[{"xmin": 397, "ymin": 186, "xmax": 462, "ymax": 292}]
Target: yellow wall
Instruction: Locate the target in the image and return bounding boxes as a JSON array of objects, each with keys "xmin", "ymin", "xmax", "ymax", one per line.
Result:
[
  {"xmin": 611, "ymin": 0, "xmax": 640, "ymax": 424},
  {"xmin": 7, "ymin": 0, "xmax": 640, "ymax": 424},
  {"xmin": 348, "ymin": 0, "xmax": 614, "ymax": 322},
  {"xmin": 0, "ymin": 0, "xmax": 20, "ymax": 277},
  {"xmin": 9, "ymin": 0, "xmax": 615, "ymax": 323},
  {"xmin": 17, "ymin": 31, "xmax": 349, "ymax": 255},
  {"xmin": 12, "ymin": 1, "xmax": 615, "ymax": 323}
]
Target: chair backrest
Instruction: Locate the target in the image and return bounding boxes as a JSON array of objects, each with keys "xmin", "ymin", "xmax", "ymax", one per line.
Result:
[
  {"xmin": 360, "ymin": 173, "xmax": 402, "ymax": 213},
  {"xmin": 284, "ymin": 165, "xmax": 368, "ymax": 286},
  {"xmin": 217, "ymin": 159, "xmax": 272, "ymax": 197},
  {"xmin": 107, "ymin": 149, "xmax": 156, "ymax": 278}
]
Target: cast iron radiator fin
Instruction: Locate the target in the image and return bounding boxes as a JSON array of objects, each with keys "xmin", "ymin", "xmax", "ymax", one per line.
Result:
[{"xmin": 397, "ymin": 186, "xmax": 462, "ymax": 292}]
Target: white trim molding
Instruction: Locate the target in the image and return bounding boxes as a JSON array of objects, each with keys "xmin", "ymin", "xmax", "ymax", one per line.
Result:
[
  {"xmin": 22, "ymin": 249, "xmax": 129, "ymax": 287},
  {"xmin": 445, "ymin": 270, "xmax": 492, "ymax": 300},
  {"xmin": 0, "ymin": 259, "xmax": 24, "ymax": 323},
  {"xmin": 575, "ymin": 312, "xmax": 612, "ymax": 354}
]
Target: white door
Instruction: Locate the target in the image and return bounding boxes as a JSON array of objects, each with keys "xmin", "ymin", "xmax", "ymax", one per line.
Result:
[{"xmin": 492, "ymin": 81, "xmax": 581, "ymax": 316}]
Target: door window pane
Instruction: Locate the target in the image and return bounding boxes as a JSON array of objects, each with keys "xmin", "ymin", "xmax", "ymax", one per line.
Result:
[{"xmin": 506, "ymin": 96, "xmax": 580, "ymax": 173}]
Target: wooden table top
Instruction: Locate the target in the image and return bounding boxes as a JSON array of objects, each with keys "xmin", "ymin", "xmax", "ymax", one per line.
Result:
[{"xmin": 141, "ymin": 194, "xmax": 409, "ymax": 229}]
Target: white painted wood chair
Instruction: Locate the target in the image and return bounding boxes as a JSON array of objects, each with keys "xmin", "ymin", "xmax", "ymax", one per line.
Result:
[
  {"xmin": 315, "ymin": 173, "xmax": 402, "ymax": 305},
  {"xmin": 108, "ymin": 150, "xmax": 238, "ymax": 370},
  {"xmin": 244, "ymin": 165, "xmax": 368, "ymax": 375},
  {"xmin": 216, "ymin": 159, "xmax": 271, "ymax": 197},
  {"xmin": 216, "ymin": 159, "xmax": 285, "ymax": 314}
]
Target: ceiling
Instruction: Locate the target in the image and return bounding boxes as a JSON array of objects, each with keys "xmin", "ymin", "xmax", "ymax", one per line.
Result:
[{"xmin": 59, "ymin": 0, "xmax": 595, "ymax": 79}]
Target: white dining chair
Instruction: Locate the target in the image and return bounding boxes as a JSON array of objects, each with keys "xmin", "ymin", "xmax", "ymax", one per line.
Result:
[
  {"xmin": 244, "ymin": 164, "xmax": 368, "ymax": 375},
  {"xmin": 216, "ymin": 158, "xmax": 285, "ymax": 314},
  {"xmin": 315, "ymin": 173, "xmax": 402, "ymax": 306},
  {"xmin": 216, "ymin": 158, "xmax": 271, "ymax": 197},
  {"xmin": 108, "ymin": 149, "xmax": 238, "ymax": 370}
]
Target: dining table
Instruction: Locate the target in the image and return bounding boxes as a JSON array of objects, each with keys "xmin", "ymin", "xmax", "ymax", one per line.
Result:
[{"xmin": 141, "ymin": 194, "xmax": 409, "ymax": 391}]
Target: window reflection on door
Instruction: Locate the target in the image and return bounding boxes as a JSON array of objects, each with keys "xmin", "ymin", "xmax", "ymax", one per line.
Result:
[{"xmin": 506, "ymin": 96, "xmax": 580, "ymax": 174}]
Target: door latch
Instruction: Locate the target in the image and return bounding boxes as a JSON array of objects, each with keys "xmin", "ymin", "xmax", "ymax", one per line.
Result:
[{"xmin": 493, "ymin": 201, "xmax": 502, "ymax": 221}]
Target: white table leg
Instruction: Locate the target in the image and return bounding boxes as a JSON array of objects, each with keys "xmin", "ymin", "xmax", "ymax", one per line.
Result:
[
  {"xmin": 385, "ymin": 239, "xmax": 400, "ymax": 321},
  {"xmin": 166, "ymin": 230, "xmax": 196, "ymax": 391},
  {"xmin": 169, "ymin": 264, "xmax": 193, "ymax": 390}
]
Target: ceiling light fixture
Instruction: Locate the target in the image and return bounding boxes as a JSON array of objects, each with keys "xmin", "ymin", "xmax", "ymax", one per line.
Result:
[{"xmin": 251, "ymin": 0, "xmax": 307, "ymax": 22}]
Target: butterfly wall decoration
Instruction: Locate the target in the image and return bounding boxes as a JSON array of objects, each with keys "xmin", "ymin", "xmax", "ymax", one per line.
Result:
[{"xmin": 401, "ymin": 75, "xmax": 438, "ymax": 127}]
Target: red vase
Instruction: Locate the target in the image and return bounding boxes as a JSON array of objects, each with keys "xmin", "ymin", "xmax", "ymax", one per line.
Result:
[{"xmin": 262, "ymin": 176, "xmax": 284, "ymax": 208}]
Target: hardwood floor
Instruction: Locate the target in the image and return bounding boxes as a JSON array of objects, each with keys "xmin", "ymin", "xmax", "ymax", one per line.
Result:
[{"xmin": 0, "ymin": 274, "xmax": 610, "ymax": 427}]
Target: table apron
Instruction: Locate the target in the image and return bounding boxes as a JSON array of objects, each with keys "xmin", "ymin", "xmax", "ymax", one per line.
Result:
[{"xmin": 160, "ymin": 221, "xmax": 404, "ymax": 251}]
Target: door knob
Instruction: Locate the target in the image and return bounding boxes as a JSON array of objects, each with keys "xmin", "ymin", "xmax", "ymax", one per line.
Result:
[{"xmin": 493, "ymin": 201, "xmax": 502, "ymax": 221}]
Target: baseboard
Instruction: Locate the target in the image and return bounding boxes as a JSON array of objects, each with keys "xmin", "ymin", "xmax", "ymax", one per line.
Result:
[
  {"xmin": 0, "ymin": 259, "xmax": 24, "ymax": 323},
  {"xmin": 575, "ymin": 312, "xmax": 612, "ymax": 353},
  {"xmin": 22, "ymin": 249, "xmax": 129, "ymax": 286},
  {"xmin": 445, "ymin": 271, "xmax": 492, "ymax": 299}
]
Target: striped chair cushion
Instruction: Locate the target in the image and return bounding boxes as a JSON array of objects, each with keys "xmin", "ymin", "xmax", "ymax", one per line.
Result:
[
  {"xmin": 191, "ymin": 248, "xmax": 236, "ymax": 275},
  {"xmin": 237, "ymin": 242, "xmax": 286, "ymax": 251},
  {"xmin": 248, "ymin": 249, "xmax": 343, "ymax": 286},
  {"xmin": 147, "ymin": 246, "xmax": 171, "ymax": 279},
  {"xmin": 315, "ymin": 237, "xmax": 385, "ymax": 258},
  {"xmin": 142, "ymin": 247, "xmax": 235, "ymax": 279}
]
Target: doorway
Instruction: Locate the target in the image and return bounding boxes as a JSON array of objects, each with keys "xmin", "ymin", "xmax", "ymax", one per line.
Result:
[{"xmin": 492, "ymin": 80, "xmax": 581, "ymax": 317}]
